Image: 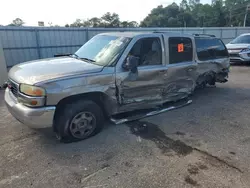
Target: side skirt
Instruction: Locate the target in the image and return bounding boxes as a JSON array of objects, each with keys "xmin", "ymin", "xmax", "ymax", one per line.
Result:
[{"xmin": 110, "ymin": 98, "xmax": 192, "ymax": 125}]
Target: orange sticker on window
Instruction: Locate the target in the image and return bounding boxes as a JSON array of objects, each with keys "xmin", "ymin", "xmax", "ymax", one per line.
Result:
[{"xmin": 178, "ymin": 43, "xmax": 184, "ymax": 52}]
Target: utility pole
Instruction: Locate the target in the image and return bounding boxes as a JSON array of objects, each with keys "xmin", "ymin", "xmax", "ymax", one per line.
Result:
[
  {"xmin": 183, "ymin": 16, "xmax": 187, "ymax": 27},
  {"xmin": 201, "ymin": 15, "xmax": 204, "ymax": 27},
  {"xmin": 229, "ymin": 8, "xmax": 232, "ymax": 26},
  {"xmin": 244, "ymin": 4, "xmax": 250, "ymax": 27}
]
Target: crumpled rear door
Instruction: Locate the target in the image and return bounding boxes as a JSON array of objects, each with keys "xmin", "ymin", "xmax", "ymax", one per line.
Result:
[
  {"xmin": 161, "ymin": 62, "xmax": 197, "ymax": 102},
  {"xmin": 161, "ymin": 36, "xmax": 198, "ymax": 101}
]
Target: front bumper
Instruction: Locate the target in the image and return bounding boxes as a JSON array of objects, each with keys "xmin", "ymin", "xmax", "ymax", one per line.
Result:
[
  {"xmin": 4, "ymin": 88, "xmax": 56, "ymax": 129},
  {"xmin": 229, "ymin": 52, "xmax": 250, "ymax": 62}
]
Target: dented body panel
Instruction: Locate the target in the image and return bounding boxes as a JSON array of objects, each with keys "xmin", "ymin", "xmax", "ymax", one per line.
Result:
[
  {"xmin": 193, "ymin": 37, "xmax": 230, "ymax": 86},
  {"xmin": 114, "ymin": 33, "xmax": 198, "ymax": 113},
  {"xmin": 5, "ymin": 32, "xmax": 230, "ymax": 128},
  {"xmin": 194, "ymin": 57, "xmax": 229, "ymax": 83},
  {"xmin": 36, "ymin": 66, "xmax": 119, "ymax": 115}
]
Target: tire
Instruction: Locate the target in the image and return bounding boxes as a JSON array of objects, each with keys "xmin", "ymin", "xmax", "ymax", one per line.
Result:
[{"xmin": 54, "ymin": 100, "xmax": 104, "ymax": 143}]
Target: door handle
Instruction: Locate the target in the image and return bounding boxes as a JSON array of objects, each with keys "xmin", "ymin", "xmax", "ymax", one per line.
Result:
[
  {"xmin": 187, "ymin": 68, "xmax": 194, "ymax": 72},
  {"xmin": 159, "ymin": 70, "xmax": 168, "ymax": 77},
  {"xmin": 159, "ymin": 70, "xmax": 167, "ymax": 73}
]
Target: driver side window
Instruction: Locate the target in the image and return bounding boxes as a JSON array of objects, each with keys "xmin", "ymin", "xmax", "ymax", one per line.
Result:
[{"xmin": 128, "ymin": 37, "xmax": 162, "ymax": 66}]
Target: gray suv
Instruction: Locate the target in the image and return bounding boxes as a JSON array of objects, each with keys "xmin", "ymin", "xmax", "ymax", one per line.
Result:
[{"xmin": 4, "ymin": 32, "xmax": 230, "ymax": 142}]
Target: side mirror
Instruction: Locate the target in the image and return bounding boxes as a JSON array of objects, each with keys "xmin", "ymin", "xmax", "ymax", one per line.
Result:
[{"xmin": 123, "ymin": 55, "xmax": 139, "ymax": 73}]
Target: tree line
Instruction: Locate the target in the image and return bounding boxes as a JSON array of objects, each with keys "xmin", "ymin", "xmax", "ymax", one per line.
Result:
[
  {"xmin": 141, "ymin": 0, "xmax": 250, "ymax": 27},
  {"xmin": 65, "ymin": 12, "xmax": 138, "ymax": 28},
  {"xmin": 3, "ymin": 0, "xmax": 250, "ymax": 28}
]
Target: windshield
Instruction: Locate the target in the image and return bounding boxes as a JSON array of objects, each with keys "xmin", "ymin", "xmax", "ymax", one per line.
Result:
[
  {"xmin": 75, "ymin": 35, "xmax": 131, "ymax": 66},
  {"xmin": 230, "ymin": 35, "xmax": 250, "ymax": 44}
]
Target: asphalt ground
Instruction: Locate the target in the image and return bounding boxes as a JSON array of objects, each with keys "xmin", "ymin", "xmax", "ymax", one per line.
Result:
[{"xmin": 1, "ymin": 65, "xmax": 250, "ymax": 188}]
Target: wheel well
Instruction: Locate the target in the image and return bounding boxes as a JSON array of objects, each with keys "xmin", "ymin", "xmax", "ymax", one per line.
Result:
[
  {"xmin": 53, "ymin": 92, "xmax": 110, "ymax": 131},
  {"xmin": 196, "ymin": 71, "xmax": 216, "ymax": 85}
]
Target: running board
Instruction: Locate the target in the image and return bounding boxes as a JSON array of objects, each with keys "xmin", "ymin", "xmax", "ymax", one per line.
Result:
[{"xmin": 110, "ymin": 99, "xmax": 192, "ymax": 125}]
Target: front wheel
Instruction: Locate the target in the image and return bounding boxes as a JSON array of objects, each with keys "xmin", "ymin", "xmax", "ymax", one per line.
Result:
[{"xmin": 55, "ymin": 100, "xmax": 104, "ymax": 143}]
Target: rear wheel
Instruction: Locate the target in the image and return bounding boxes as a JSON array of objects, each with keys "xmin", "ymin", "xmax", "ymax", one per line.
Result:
[{"xmin": 54, "ymin": 100, "xmax": 104, "ymax": 143}]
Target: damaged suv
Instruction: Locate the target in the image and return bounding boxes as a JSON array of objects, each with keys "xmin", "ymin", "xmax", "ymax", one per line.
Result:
[{"xmin": 4, "ymin": 32, "xmax": 230, "ymax": 142}]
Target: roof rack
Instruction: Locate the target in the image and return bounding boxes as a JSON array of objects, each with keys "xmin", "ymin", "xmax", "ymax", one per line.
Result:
[
  {"xmin": 153, "ymin": 32, "xmax": 215, "ymax": 37},
  {"xmin": 193, "ymin": 33, "xmax": 216, "ymax": 37},
  {"xmin": 153, "ymin": 31, "xmax": 173, "ymax": 33}
]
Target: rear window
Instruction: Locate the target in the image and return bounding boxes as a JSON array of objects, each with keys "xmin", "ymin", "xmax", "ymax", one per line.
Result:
[{"xmin": 195, "ymin": 38, "xmax": 229, "ymax": 61}]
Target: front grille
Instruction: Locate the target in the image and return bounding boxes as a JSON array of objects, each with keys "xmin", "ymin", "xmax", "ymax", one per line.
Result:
[
  {"xmin": 8, "ymin": 80, "xmax": 19, "ymax": 98},
  {"xmin": 229, "ymin": 53, "xmax": 240, "ymax": 57}
]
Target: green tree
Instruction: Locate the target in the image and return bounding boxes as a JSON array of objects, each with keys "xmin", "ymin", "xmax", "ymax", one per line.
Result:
[
  {"xmin": 140, "ymin": 3, "xmax": 183, "ymax": 27},
  {"xmin": 178, "ymin": 11, "xmax": 196, "ymax": 27},
  {"xmin": 140, "ymin": 0, "xmax": 250, "ymax": 27},
  {"xmin": 120, "ymin": 21, "xmax": 138, "ymax": 27},
  {"xmin": 224, "ymin": 0, "xmax": 250, "ymax": 26},
  {"xmin": 69, "ymin": 12, "xmax": 138, "ymax": 28},
  {"xmin": 140, "ymin": 3, "xmax": 197, "ymax": 27},
  {"xmin": 211, "ymin": 0, "xmax": 226, "ymax": 27},
  {"xmin": 70, "ymin": 19, "xmax": 83, "ymax": 27},
  {"xmin": 8, "ymin": 18, "xmax": 25, "ymax": 26},
  {"xmin": 87, "ymin": 17, "xmax": 104, "ymax": 27},
  {"xmin": 180, "ymin": 0, "xmax": 190, "ymax": 11},
  {"xmin": 189, "ymin": 0, "xmax": 201, "ymax": 10},
  {"xmin": 140, "ymin": 5, "xmax": 167, "ymax": 27},
  {"xmin": 101, "ymin": 12, "xmax": 120, "ymax": 27}
]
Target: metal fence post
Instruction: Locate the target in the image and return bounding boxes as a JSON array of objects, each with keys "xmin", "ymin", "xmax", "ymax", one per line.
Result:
[
  {"xmin": 35, "ymin": 28, "xmax": 41, "ymax": 59},
  {"xmin": 85, "ymin": 28, "xmax": 89, "ymax": 42},
  {"xmin": 0, "ymin": 38, "xmax": 8, "ymax": 86}
]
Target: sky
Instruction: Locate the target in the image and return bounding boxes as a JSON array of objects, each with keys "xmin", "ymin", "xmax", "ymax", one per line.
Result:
[{"xmin": 0, "ymin": 0, "xmax": 210, "ymax": 26}]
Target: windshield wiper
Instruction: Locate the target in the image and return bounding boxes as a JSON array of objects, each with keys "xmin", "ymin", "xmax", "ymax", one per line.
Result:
[
  {"xmin": 80, "ymin": 57, "xmax": 96, "ymax": 62},
  {"xmin": 70, "ymin": 53, "xmax": 80, "ymax": 58},
  {"xmin": 68, "ymin": 54, "xmax": 96, "ymax": 63}
]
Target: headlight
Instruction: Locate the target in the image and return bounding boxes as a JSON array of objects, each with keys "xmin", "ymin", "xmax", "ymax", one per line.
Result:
[
  {"xmin": 20, "ymin": 84, "xmax": 46, "ymax": 97},
  {"xmin": 241, "ymin": 48, "xmax": 250, "ymax": 52}
]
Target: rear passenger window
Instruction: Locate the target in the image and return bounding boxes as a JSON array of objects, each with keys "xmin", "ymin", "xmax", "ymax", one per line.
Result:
[
  {"xmin": 169, "ymin": 37, "xmax": 193, "ymax": 64},
  {"xmin": 195, "ymin": 38, "xmax": 229, "ymax": 61}
]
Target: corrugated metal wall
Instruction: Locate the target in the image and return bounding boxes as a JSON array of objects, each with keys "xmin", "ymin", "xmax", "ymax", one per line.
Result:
[{"xmin": 1, "ymin": 26, "xmax": 250, "ymax": 67}]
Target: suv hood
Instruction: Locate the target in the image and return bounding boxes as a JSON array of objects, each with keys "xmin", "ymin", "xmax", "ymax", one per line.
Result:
[
  {"xmin": 9, "ymin": 57, "xmax": 103, "ymax": 85},
  {"xmin": 226, "ymin": 43, "xmax": 250, "ymax": 50}
]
